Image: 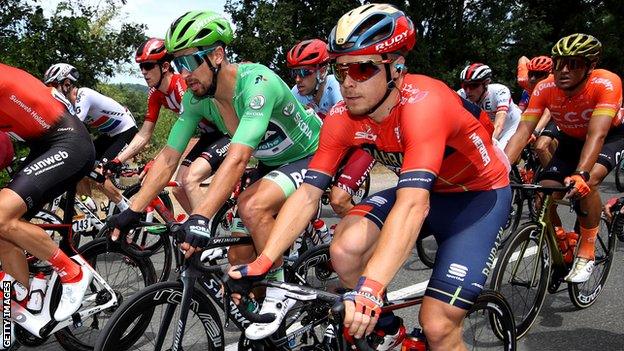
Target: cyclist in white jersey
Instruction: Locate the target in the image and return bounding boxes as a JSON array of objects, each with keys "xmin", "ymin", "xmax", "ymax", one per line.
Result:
[
  {"xmin": 44, "ymin": 63, "xmax": 138, "ymax": 211},
  {"xmin": 457, "ymin": 63, "xmax": 521, "ymax": 149}
]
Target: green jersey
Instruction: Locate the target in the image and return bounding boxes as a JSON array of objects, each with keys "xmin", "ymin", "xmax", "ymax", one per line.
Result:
[{"xmin": 167, "ymin": 63, "xmax": 321, "ymax": 166}]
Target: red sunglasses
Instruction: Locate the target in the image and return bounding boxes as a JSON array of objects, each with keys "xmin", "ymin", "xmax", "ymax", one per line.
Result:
[{"xmin": 331, "ymin": 59, "xmax": 393, "ymax": 83}]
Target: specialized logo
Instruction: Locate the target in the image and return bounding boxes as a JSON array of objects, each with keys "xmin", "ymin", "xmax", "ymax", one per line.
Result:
[
  {"xmin": 23, "ymin": 150, "xmax": 69, "ymax": 176},
  {"xmin": 249, "ymin": 95, "xmax": 265, "ymax": 110},
  {"xmin": 374, "ymin": 30, "xmax": 409, "ymax": 52}
]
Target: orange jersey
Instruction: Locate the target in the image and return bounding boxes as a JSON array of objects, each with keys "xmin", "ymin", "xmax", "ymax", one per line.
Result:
[
  {"xmin": 517, "ymin": 60, "xmax": 530, "ymax": 92},
  {"xmin": 0, "ymin": 64, "xmax": 65, "ymax": 141},
  {"xmin": 308, "ymin": 74, "xmax": 509, "ymax": 193},
  {"xmin": 522, "ymin": 69, "xmax": 623, "ymax": 140}
]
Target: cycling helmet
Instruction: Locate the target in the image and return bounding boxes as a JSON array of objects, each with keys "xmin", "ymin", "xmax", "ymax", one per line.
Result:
[
  {"xmin": 460, "ymin": 63, "xmax": 492, "ymax": 82},
  {"xmin": 551, "ymin": 33, "xmax": 601, "ymax": 62},
  {"xmin": 43, "ymin": 63, "xmax": 79, "ymax": 85},
  {"xmin": 527, "ymin": 56, "xmax": 553, "ymax": 72},
  {"xmin": 328, "ymin": 3, "xmax": 416, "ymax": 57},
  {"xmin": 136, "ymin": 38, "xmax": 171, "ymax": 63},
  {"xmin": 165, "ymin": 10, "xmax": 233, "ymax": 52},
  {"xmin": 287, "ymin": 39, "xmax": 329, "ymax": 67}
]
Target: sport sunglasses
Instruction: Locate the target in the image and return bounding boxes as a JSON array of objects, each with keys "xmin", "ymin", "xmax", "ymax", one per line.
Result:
[
  {"xmin": 139, "ymin": 62, "xmax": 158, "ymax": 71},
  {"xmin": 331, "ymin": 59, "xmax": 393, "ymax": 84},
  {"xmin": 172, "ymin": 48, "xmax": 216, "ymax": 73},
  {"xmin": 553, "ymin": 57, "xmax": 587, "ymax": 71},
  {"xmin": 290, "ymin": 68, "xmax": 316, "ymax": 79}
]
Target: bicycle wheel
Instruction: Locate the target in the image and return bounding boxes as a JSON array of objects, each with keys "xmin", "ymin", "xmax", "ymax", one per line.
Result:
[
  {"xmin": 464, "ymin": 290, "xmax": 517, "ymax": 351},
  {"xmin": 287, "ymin": 244, "xmax": 338, "ymax": 290},
  {"xmin": 502, "ymin": 186, "xmax": 523, "ymax": 243},
  {"xmin": 490, "ymin": 223, "xmax": 551, "ymax": 339},
  {"xmin": 415, "ymin": 230, "xmax": 436, "ymax": 269},
  {"xmin": 54, "ymin": 237, "xmax": 157, "ymax": 351},
  {"xmin": 615, "ymin": 156, "xmax": 624, "ymax": 192},
  {"xmin": 567, "ymin": 216, "xmax": 617, "ymax": 308},
  {"xmin": 94, "ymin": 281, "xmax": 224, "ymax": 351},
  {"xmin": 211, "ymin": 199, "xmax": 237, "ymax": 237}
]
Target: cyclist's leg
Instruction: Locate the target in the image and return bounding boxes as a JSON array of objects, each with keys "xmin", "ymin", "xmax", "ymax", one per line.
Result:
[
  {"xmin": 535, "ymin": 120, "xmax": 559, "ymax": 167},
  {"xmin": 330, "ymin": 148, "xmax": 375, "ymax": 217},
  {"xmin": 92, "ymin": 128, "xmax": 138, "ymax": 205},
  {"xmin": 0, "ymin": 236, "xmax": 29, "ymax": 284},
  {"xmin": 172, "ymin": 164, "xmax": 192, "ymax": 214},
  {"xmin": 420, "ymin": 187, "xmax": 511, "ymax": 350},
  {"xmin": 184, "ymin": 135, "xmax": 230, "ymax": 209}
]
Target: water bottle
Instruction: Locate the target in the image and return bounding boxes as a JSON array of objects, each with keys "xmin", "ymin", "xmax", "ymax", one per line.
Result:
[
  {"xmin": 26, "ymin": 272, "xmax": 47, "ymax": 314},
  {"xmin": 80, "ymin": 195, "xmax": 97, "ymax": 213},
  {"xmin": 401, "ymin": 328, "xmax": 427, "ymax": 351},
  {"xmin": 564, "ymin": 231, "xmax": 579, "ymax": 264},
  {"xmin": 312, "ymin": 219, "xmax": 332, "ymax": 245}
]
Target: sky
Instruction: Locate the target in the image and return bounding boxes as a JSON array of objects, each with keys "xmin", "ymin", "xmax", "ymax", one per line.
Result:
[{"xmin": 39, "ymin": 0, "xmax": 228, "ymax": 84}]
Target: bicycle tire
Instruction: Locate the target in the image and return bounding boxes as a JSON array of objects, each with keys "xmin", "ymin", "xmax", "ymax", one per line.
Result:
[
  {"xmin": 615, "ymin": 156, "xmax": 624, "ymax": 192},
  {"xmin": 287, "ymin": 244, "xmax": 337, "ymax": 289},
  {"xmin": 54, "ymin": 237, "xmax": 157, "ymax": 351},
  {"xmin": 94, "ymin": 280, "xmax": 224, "ymax": 351},
  {"xmin": 415, "ymin": 231, "xmax": 436, "ymax": 269},
  {"xmin": 490, "ymin": 223, "xmax": 551, "ymax": 339},
  {"xmin": 567, "ymin": 216, "xmax": 617, "ymax": 308},
  {"xmin": 466, "ymin": 290, "xmax": 517, "ymax": 351},
  {"xmin": 211, "ymin": 199, "xmax": 237, "ymax": 237}
]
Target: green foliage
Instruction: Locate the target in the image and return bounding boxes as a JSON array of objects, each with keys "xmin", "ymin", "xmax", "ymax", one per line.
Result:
[
  {"xmin": 144, "ymin": 109, "xmax": 178, "ymax": 162},
  {"xmin": 0, "ymin": 0, "xmax": 146, "ymax": 87}
]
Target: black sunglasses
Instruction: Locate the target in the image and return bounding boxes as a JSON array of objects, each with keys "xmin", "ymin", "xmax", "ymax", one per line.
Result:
[{"xmin": 139, "ymin": 62, "xmax": 159, "ymax": 71}]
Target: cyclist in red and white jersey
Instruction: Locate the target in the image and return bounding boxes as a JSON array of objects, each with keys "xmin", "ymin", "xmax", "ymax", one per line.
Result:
[
  {"xmin": 229, "ymin": 4, "xmax": 511, "ymax": 349},
  {"xmin": 0, "ymin": 63, "xmax": 95, "ymax": 321},
  {"xmin": 287, "ymin": 39, "xmax": 375, "ymax": 217},
  {"xmin": 505, "ymin": 33, "xmax": 623, "ymax": 282},
  {"xmin": 103, "ymin": 38, "xmax": 230, "ymax": 213},
  {"xmin": 458, "ymin": 63, "xmax": 521, "ymax": 149},
  {"xmin": 44, "ymin": 63, "xmax": 137, "ymax": 211}
]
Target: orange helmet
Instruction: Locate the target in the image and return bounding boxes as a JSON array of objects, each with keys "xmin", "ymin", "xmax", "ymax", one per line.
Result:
[
  {"xmin": 527, "ymin": 56, "xmax": 553, "ymax": 73},
  {"xmin": 287, "ymin": 39, "xmax": 329, "ymax": 67}
]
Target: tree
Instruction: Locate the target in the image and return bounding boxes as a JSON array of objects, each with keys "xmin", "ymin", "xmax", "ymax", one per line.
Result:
[{"xmin": 0, "ymin": 0, "xmax": 146, "ymax": 87}]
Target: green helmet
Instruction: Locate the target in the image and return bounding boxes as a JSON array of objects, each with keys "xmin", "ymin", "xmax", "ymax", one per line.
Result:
[
  {"xmin": 551, "ymin": 33, "xmax": 602, "ymax": 62},
  {"xmin": 165, "ymin": 10, "xmax": 234, "ymax": 52}
]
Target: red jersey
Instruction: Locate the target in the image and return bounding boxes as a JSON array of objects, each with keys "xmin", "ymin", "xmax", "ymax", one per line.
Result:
[
  {"xmin": 308, "ymin": 74, "xmax": 509, "ymax": 193},
  {"xmin": 523, "ymin": 69, "xmax": 623, "ymax": 140},
  {"xmin": 145, "ymin": 73, "xmax": 186, "ymax": 123},
  {"xmin": 0, "ymin": 64, "xmax": 65, "ymax": 141}
]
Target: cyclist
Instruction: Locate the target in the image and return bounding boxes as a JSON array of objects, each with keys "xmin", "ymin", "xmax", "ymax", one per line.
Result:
[
  {"xmin": 109, "ymin": 10, "xmax": 322, "ymax": 338},
  {"xmin": 458, "ymin": 63, "xmax": 521, "ymax": 149},
  {"xmin": 505, "ymin": 33, "xmax": 623, "ymax": 283},
  {"xmin": 103, "ymin": 38, "xmax": 230, "ymax": 213},
  {"xmin": 229, "ymin": 4, "xmax": 511, "ymax": 350},
  {"xmin": 287, "ymin": 38, "xmax": 375, "ymax": 216},
  {"xmin": 44, "ymin": 63, "xmax": 137, "ymax": 212},
  {"xmin": 517, "ymin": 55, "xmax": 558, "ymax": 167},
  {"xmin": 0, "ymin": 63, "xmax": 95, "ymax": 321}
]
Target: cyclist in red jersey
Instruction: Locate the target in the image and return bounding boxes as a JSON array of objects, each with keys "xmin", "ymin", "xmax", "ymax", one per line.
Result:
[
  {"xmin": 229, "ymin": 4, "xmax": 510, "ymax": 350},
  {"xmin": 0, "ymin": 63, "xmax": 95, "ymax": 321},
  {"xmin": 103, "ymin": 38, "xmax": 230, "ymax": 213},
  {"xmin": 0, "ymin": 132, "xmax": 14, "ymax": 170},
  {"xmin": 505, "ymin": 33, "xmax": 623, "ymax": 283}
]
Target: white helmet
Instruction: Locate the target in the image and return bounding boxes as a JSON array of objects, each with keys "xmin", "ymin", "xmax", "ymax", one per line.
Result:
[
  {"xmin": 459, "ymin": 63, "xmax": 492, "ymax": 82},
  {"xmin": 43, "ymin": 63, "xmax": 79, "ymax": 85}
]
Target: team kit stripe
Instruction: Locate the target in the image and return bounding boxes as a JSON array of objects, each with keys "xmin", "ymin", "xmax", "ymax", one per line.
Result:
[{"xmin": 99, "ymin": 119, "xmax": 122, "ymax": 133}]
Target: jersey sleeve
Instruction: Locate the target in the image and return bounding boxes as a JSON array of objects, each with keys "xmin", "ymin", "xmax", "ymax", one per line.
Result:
[
  {"xmin": 230, "ymin": 80, "xmax": 280, "ymax": 149},
  {"xmin": 326, "ymin": 76, "xmax": 343, "ymax": 106},
  {"xmin": 166, "ymin": 93, "xmax": 205, "ymax": 153},
  {"xmin": 398, "ymin": 93, "xmax": 455, "ymax": 191},
  {"xmin": 517, "ymin": 60, "xmax": 529, "ymax": 91},
  {"xmin": 457, "ymin": 89, "xmax": 467, "ymax": 98},
  {"xmin": 74, "ymin": 88, "xmax": 91, "ymax": 122},
  {"xmin": 144, "ymin": 89, "xmax": 162, "ymax": 123},
  {"xmin": 522, "ymin": 82, "xmax": 549, "ymax": 123},
  {"xmin": 591, "ymin": 72, "xmax": 623, "ymax": 119},
  {"xmin": 494, "ymin": 86, "xmax": 511, "ymax": 112}
]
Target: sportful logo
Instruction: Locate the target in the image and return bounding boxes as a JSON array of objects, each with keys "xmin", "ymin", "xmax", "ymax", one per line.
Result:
[
  {"xmin": 447, "ymin": 263, "xmax": 468, "ymax": 281},
  {"xmin": 23, "ymin": 150, "xmax": 69, "ymax": 175},
  {"xmin": 374, "ymin": 30, "xmax": 409, "ymax": 51}
]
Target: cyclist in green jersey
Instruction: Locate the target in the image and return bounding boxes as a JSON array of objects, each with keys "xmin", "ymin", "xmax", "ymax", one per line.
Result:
[{"xmin": 109, "ymin": 10, "xmax": 321, "ymax": 338}]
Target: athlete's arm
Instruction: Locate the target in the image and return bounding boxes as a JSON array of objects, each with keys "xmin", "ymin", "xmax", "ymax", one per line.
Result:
[
  {"xmin": 493, "ymin": 110, "xmax": 506, "ymax": 140},
  {"xmin": 505, "ymin": 84, "xmax": 547, "ymax": 163},
  {"xmin": 128, "ymin": 146, "xmax": 182, "ymax": 212},
  {"xmin": 576, "ymin": 115, "xmax": 613, "ymax": 173},
  {"xmin": 534, "ymin": 108, "xmax": 551, "ymax": 133},
  {"xmin": 115, "ymin": 120, "xmax": 156, "ymax": 163}
]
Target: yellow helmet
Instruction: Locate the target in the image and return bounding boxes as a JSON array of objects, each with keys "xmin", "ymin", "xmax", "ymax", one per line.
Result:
[{"xmin": 551, "ymin": 33, "xmax": 601, "ymax": 62}]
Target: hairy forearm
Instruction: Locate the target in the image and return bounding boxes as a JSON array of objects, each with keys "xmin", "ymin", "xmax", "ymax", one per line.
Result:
[
  {"xmin": 534, "ymin": 109, "xmax": 551, "ymax": 132},
  {"xmin": 505, "ymin": 120, "xmax": 536, "ymax": 163},
  {"xmin": 262, "ymin": 184, "xmax": 322, "ymax": 262},
  {"xmin": 117, "ymin": 122, "xmax": 155, "ymax": 162}
]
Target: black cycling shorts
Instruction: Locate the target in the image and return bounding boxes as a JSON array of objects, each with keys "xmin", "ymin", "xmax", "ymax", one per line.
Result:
[
  {"xmin": 94, "ymin": 126, "xmax": 138, "ymax": 162},
  {"xmin": 538, "ymin": 127, "xmax": 624, "ymax": 183},
  {"xmin": 540, "ymin": 119, "xmax": 560, "ymax": 139},
  {"xmin": 181, "ymin": 131, "xmax": 230, "ymax": 170},
  {"xmin": 8, "ymin": 113, "xmax": 95, "ymax": 215}
]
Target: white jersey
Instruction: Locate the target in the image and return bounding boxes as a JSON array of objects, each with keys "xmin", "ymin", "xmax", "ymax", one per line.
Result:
[
  {"xmin": 291, "ymin": 74, "xmax": 342, "ymax": 119},
  {"xmin": 457, "ymin": 83, "xmax": 521, "ymax": 148},
  {"xmin": 74, "ymin": 87, "xmax": 136, "ymax": 136},
  {"xmin": 50, "ymin": 87, "xmax": 75, "ymax": 115}
]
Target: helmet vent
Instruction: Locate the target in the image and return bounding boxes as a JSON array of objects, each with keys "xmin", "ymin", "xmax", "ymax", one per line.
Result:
[{"xmin": 196, "ymin": 28, "xmax": 214, "ymax": 41}]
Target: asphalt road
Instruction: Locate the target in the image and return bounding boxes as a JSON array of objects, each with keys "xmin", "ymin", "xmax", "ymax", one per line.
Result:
[{"xmin": 25, "ymin": 168, "xmax": 624, "ymax": 350}]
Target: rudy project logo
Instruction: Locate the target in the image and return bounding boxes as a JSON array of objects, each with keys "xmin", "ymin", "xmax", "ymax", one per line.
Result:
[
  {"xmin": 249, "ymin": 95, "xmax": 265, "ymax": 110},
  {"xmin": 374, "ymin": 30, "xmax": 409, "ymax": 52},
  {"xmin": 23, "ymin": 150, "xmax": 69, "ymax": 175}
]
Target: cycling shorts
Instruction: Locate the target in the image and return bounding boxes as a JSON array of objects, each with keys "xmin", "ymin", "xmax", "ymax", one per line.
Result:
[
  {"xmin": 94, "ymin": 126, "xmax": 138, "ymax": 162},
  {"xmin": 8, "ymin": 113, "xmax": 95, "ymax": 216},
  {"xmin": 540, "ymin": 119, "xmax": 560, "ymax": 139},
  {"xmin": 334, "ymin": 148, "xmax": 375, "ymax": 197},
  {"xmin": 347, "ymin": 186, "xmax": 511, "ymax": 310},
  {"xmin": 538, "ymin": 127, "xmax": 624, "ymax": 183},
  {"xmin": 181, "ymin": 131, "xmax": 230, "ymax": 170}
]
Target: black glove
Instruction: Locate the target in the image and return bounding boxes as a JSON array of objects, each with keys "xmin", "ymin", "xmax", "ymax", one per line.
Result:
[
  {"xmin": 103, "ymin": 158, "xmax": 123, "ymax": 175},
  {"xmin": 108, "ymin": 208, "xmax": 143, "ymax": 233},
  {"xmin": 183, "ymin": 214, "xmax": 212, "ymax": 249}
]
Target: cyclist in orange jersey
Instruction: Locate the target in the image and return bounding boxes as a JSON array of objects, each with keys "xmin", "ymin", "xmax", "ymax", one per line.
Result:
[{"xmin": 505, "ymin": 33, "xmax": 623, "ymax": 283}]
